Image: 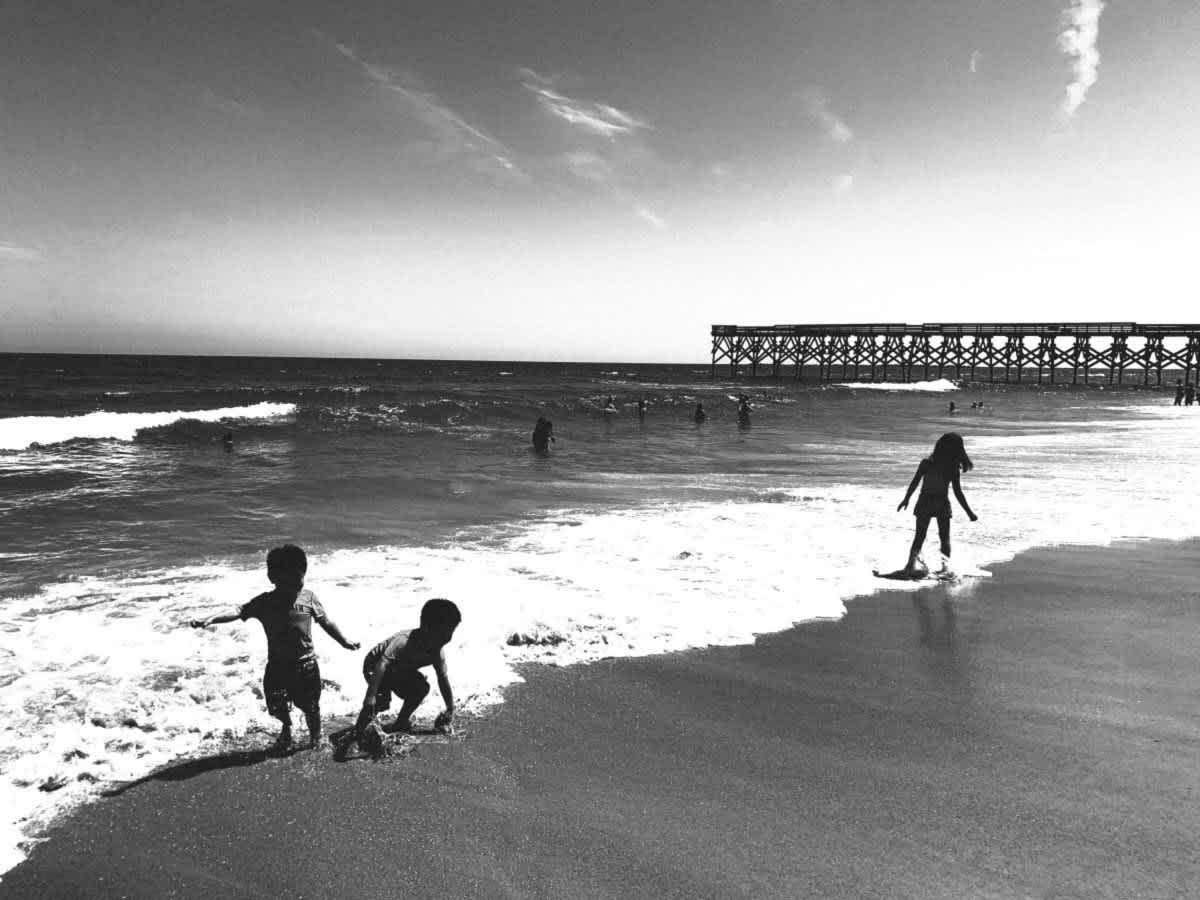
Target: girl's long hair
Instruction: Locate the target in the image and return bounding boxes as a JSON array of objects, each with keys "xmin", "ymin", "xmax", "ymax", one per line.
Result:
[{"xmin": 929, "ymin": 432, "xmax": 973, "ymax": 477}]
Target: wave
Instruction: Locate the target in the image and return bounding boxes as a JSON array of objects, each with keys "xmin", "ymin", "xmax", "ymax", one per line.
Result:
[
  {"xmin": 833, "ymin": 379, "xmax": 959, "ymax": 393},
  {"xmin": 0, "ymin": 403, "xmax": 297, "ymax": 451}
]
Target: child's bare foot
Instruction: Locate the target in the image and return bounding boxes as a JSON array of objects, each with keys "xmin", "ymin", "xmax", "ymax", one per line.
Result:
[
  {"xmin": 383, "ymin": 717, "xmax": 413, "ymax": 735},
  {"xmin": 271, "ymin": 731, "xmax": 295, "ymax": 753}
]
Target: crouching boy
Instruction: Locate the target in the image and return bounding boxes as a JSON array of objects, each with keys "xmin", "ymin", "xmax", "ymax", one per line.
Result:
[{"xmin": 356, "ymin": 598, "xmax": 461, "ymax": 737}]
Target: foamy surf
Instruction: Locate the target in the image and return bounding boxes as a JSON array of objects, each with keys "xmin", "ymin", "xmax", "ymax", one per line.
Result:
[
  {"xmin": 4, "ymin": 393, "xmax": 1200, "ymax": 876},
  {"xmin": 0, "ymin": 403, "xmax": 297, "ymax": 451},
  {"xmin": 833, "ymin": 379, "xmax": 959, "ymax": 392},
  {"xmin": 3, "ymin": 375, "xmax": 1198, "ymax": 877}
]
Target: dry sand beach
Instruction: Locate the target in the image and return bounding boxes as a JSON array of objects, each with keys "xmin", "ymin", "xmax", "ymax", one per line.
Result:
[{"xmin": 5, "ymin": 539, "xmax": 1198, "ymax": 900}]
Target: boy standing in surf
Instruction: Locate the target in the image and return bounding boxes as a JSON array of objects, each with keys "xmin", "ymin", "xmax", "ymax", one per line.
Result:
[
  {"xmin": 895, "ymin": 432, "xmax": 978, "ymax": 575},
  {"xmin": 355, "ymin": 598, "xmax": 461, "ymax": 739},
  {"xmin": 189, "ymin": 544, "xmax": 360, "ymax": 749}
]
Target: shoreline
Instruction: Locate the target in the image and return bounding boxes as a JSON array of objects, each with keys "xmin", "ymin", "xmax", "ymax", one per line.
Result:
[{"xmin": 5, "ymin": 537, "xmax": 1200, "ymax": 898}]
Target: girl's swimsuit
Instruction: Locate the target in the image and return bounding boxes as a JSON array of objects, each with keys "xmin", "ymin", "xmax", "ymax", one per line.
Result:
[{"xmin": 913, "ymin": 458, "xmax": 953, "ymax": 519}]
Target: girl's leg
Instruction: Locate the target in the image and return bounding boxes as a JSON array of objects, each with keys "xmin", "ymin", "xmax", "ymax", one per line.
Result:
[
  {"xmin": 936, "ymin": 516, "xmax": 952, "ymax": 566},
  {"xmin": 906, "ymin": 516, "xmax": 932, "ymax": 570}
]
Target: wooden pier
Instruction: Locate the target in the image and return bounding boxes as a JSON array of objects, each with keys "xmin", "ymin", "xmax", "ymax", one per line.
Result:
[{"xmin": 710, "ymin": 323, "xmax": 1200, "ymax": 385}]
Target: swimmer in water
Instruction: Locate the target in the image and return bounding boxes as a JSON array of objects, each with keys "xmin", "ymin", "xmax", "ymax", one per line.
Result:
[
  {"xmin": 531, "ymin": 416, "xmax": 555, "ymax": 453},
  {"xmin": 694, "ymin": 402, "xmax": 707, "ymax": 423},
  {"xmin": 737, "ymin": 397, "xmax": 751, "ymax": 426}
]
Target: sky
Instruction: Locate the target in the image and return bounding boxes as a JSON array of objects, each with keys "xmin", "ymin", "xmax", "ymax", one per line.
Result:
[{"xmin": 2, "ymin": 0, "xmax": 1199, "ymax": 362}]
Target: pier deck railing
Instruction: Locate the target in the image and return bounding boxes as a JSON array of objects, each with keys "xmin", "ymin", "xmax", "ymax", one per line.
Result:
[{"xmin": 710, "ymin": 323, "xmax": 1200, "ymax": 385}]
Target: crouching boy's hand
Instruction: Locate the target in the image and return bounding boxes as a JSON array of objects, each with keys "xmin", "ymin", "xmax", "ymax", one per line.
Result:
[
  {"xmin": 433, "ymin": 709, "xmax": 454, "ymax": 734},
  {"xmin": 354, "ymin": 700, "xmax": 377, "ymax": 736}
]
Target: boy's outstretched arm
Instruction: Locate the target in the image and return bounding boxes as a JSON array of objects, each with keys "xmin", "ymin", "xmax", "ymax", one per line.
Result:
[
  {"xmin": 189, "ymin": 610, "xmax": 241, "ymax": 628},
  {"xmin": 432, "ymin": 652, "xmax": 455, "ymax": 732},
  {"xmin": 897, "ymin": 466, "xmax": 924, "ymax": 511},
  {"xmin": 952, "ymin": 473, "xmax": 978, "ymax": 521},
  {"xmin": 317, "ymin": 616, "xmax": 360, "ymax": 650}
]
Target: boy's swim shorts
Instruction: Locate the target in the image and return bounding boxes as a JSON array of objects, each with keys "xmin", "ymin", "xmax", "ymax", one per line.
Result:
[
  {"xmin": 362, "ymin": 662, "xmax": 430, "ymax": 711},
  {"xmin": 263, "ymin": 654, "xmax": 322, "ymax": 717}
]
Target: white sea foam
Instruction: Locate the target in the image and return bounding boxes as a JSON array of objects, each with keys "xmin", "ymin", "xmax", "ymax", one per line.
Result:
[
  {"xmin": 833, "ymin": 379, "xmax": 959, "ymax": 392},
  {"xmin": 1, "ymin": 399, "xmax": 1198, "ymax": 873},
  {"xmin": 0, "ymin": 403, "xmax": 296, "ymax": 451}
]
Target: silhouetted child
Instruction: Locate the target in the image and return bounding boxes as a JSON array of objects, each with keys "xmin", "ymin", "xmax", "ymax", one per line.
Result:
[
  {"xmin": 694, "ymin": 402, "xmax": 707, "ymax": 422},
  {"xmin": 1174, "ymin": 381, "xmax": 1185, "ymax": 406},
  {"xmin": 637, "ymin": 398, "xmax": 647, "ymax": 419},
  {"xmin": 356, "ymin": 598, "xmax": 461, "ymax": 737},
  {"xmin": 189, "ymin": 544, "xmax": 360, "ymax": 749},
  {"xmin": 532, "ymin": 416, "xmax": 555, "ymax": 453},
  {"xmin": 896, "ymin": 433, "xmax": 978, "ymax": 575}
]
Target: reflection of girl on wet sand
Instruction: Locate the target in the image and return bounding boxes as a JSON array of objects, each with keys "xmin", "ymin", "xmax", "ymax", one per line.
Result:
[{"xmin": 895, "ymin": 432, "xmax": 978, "ymax": 575}]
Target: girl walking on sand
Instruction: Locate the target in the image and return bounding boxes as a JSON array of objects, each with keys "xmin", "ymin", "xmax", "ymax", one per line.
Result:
[{"xmin": 896, "ymin": 432, "xmax": 978, "ymax": 575}]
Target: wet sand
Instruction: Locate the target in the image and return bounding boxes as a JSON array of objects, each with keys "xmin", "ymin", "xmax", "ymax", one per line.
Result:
[{"xmin": 5, "ymin": 540, "xmax": 1199, "ymax": 899}]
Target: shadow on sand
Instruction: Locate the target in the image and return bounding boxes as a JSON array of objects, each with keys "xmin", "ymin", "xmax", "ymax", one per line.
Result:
[
  {"xmin": 100, "ymin": 719, "xmax": 456, "ymax": 797},
  {"xmin": 101, "ymin": 740, "xmax": 307, "ymax": 797}
]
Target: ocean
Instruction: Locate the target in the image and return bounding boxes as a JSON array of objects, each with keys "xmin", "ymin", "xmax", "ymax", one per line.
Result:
[{"xmin": 0, "ymin": 353, "xmax": 1193, "ymax": 873}]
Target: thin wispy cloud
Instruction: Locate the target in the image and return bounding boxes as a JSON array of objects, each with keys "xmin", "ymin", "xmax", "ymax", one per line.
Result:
[
  {"xmin": 800, "ymin": 89, "xmax": 853, "ymax": 145},
  {"xmin": 1057, "ymin": 0, "xmax": 1105, "ymax": 120},
  {"xmin": 329, "ymin": 39, "xmax": 524, "ymax": 180},
  {"xmin": 518, "ymin": 69, "xmax": 648, "ymax": 140},
  {"xmin": 799, "ymin": 89, "xmax": 858, "ymax": 195},
  {"xmin": 634, "ymin": 207, "xmax": 666, "ymax": 230},
  {"xmin": 0, "ymin": 241, "xmax": 42, "ymax": 262},
  {"xmin": 523, "ymin": 68, "xmax": 664, "ymax": 229},
  {"xmin": 557, "ymin": 150, "xmax": 659, "ymax": 228}
]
